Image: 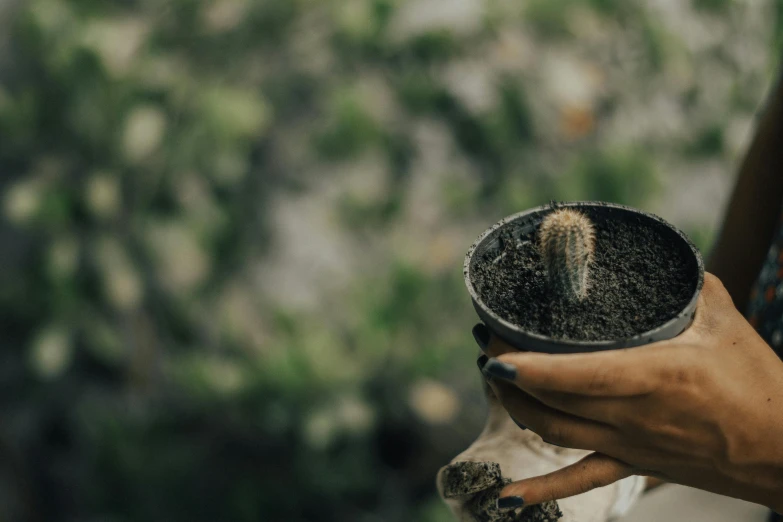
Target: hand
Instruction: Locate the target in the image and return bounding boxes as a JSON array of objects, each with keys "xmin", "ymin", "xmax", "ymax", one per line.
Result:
[
  {"xmin": 480, "ymin": 273, "xmax": 783, "ymax": 512},
  {"xmin": 437, "ymin": 353, "xmax": 646, "ymax": 522}
]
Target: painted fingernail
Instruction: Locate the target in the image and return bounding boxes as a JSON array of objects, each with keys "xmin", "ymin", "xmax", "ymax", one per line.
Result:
[
  {"xmin": 512, "ymin": 418, "xmax": 528, "ymax": 431},
  {"xmin": 482, "ymin": 358, "xmax": 517, "ymax": 382},
  {"xmin": 472, "ymin": 323, "xmax": 490, "ymax": 352},
  {"xmin": 497, "ymin": 496, "xmax": 525, "ymax": 511},
  {"xmin": 477, "ymin": 354, "xmax": 489, "ymax": 371}
]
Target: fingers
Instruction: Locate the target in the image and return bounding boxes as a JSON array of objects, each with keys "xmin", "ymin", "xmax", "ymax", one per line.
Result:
[
  {"xmin": 490, "ymin": 349, "xmax": 663, "ymax": 397},
  {"xmin": 482, "ymin": 357, "xmax": 644, "ymax": 424},
  {"xmin": 521, "ymin": 389, "xmax": 633, "ymax": 426},
  {"xmin": 485, "ymin": 378, "xmax": 620, "ymax": 452},
  {"xmin": 474, "ymin": 324, "xmax": 520, "ymax": 403},
  {"xmin": 472, "ymin": 323, "xmax": 519, "ymax": 358},
  {"xmin": 474, "ymin": 273, "xmax": 736, "ymax": 399},
  {"xmin": 498, "ymin": 453, "xmax": 635, "ymax": 506},
  {"xmin": 486, "ymin": 333, "xmax": 520, "ymax": 359}
]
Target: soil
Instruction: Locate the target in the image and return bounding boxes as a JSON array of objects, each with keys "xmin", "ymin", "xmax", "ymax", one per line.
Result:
[
  {"xmin": 468, "ymin": 483, "xmax": 562, "ymax": 522},
  {"xmin": 468, "ymin": 479, "xmax": 563, "ymax": 522},
  {"xmin": 471, "ymin": 206, "xmax": 697, "ymax": 341},
  {"xmin": 441, "ymin": 461, "xmax": 562, "ymax": 522},
  {"xmin": 441, "ymin": 461, "xmax": 504, "ymax": 499}
]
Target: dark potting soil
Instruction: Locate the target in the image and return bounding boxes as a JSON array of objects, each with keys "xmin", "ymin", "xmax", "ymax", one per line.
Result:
[
  {"xmin": 441, "ymin": 461, "xmax": 563, "ymax": 522},
  {"xmin": 471, "ymin": 207, "xmax": 697, "ymax": 341}
]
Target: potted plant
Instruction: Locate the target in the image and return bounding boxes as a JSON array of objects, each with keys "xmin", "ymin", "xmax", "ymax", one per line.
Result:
[{"xmin": 464, "ymin": 201, "xmax": 704, "ymax": 353}]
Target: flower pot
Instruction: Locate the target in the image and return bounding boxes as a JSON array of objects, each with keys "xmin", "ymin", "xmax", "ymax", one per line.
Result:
[{"xmin": 464, "ymin": 201, "xmax": 705, "ymax": 353}]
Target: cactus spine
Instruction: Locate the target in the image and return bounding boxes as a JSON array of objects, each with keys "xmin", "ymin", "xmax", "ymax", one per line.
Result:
[{"xmin": 538, "ymin": 209, "xmax": 596, "ymax": 302}]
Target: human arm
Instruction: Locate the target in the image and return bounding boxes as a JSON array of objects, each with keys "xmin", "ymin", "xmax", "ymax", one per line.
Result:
[{"xmin": 708, "ymin": 72, "xmax": 783, "ymax": 307}]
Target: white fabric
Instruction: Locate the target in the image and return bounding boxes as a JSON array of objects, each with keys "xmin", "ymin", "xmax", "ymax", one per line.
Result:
[
  {"xmin": 606, "ymin": 475, "xmax": 647, "ymax": 520},
  {"xmin": 617, "ymin": 484, "xmax": 769, "ymax": 522}
]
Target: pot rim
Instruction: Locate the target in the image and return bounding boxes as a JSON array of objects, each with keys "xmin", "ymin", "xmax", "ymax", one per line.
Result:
[{"xmin": 463, "ymin": 201, "xmax": 706, "ymax": 349}]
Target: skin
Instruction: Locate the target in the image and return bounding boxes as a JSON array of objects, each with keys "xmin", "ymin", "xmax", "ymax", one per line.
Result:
[
  {"xmin": 479, "ymin": 69, "xmax": 783, "ymax": 512},
  {"xmin": 707, "ymin": 70, "xmax": 783, "ymax": 306},
  {"xmin": 483, "ymin": 274, "xmax": 783, "ymax": 512}
]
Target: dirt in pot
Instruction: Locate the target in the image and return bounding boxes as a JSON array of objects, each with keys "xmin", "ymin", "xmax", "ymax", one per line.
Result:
[{"xmin": 471, "ymin": 207, "xmax": 697, "ymax": 341}]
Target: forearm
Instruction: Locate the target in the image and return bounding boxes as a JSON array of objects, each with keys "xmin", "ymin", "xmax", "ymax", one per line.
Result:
[{"xmin": 708, "ymin": 74, "xmax": 783, "ymax": 308}]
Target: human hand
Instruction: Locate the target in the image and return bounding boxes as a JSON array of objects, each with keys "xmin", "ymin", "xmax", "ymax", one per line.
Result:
[
  {"xmin": 437, "ymin": 354, "xmax": 646, "ymax": 522},
  {"xmin": 479, "ymin": 273, "xmax": 783, "ymax": 512}
]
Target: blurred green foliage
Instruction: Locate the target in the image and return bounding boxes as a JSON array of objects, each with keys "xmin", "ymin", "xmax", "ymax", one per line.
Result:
[
  {"xmin": 693, "ymin": 0, "xmax": 734, "ymax": 13},
  {"xmin": 0, "ymin": 0, "xmax": 776, "ymax": 520}
]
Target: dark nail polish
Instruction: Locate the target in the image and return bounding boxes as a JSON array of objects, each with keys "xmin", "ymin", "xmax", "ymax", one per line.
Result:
[
  {"xmin": 497, "ymin": 496, "xmax": 525, "ymax": 511},
  {"xmin": 512, "ymin": 418, "xmax": 528, "ymax": 431},
  {"xmin": 477, "ymin": 354, "xmax": 489, "ymax": 371},
  {"xmin": 472, "ymin": 323, "xmax": 490, "ymax": 351},
  {"xmin": 482, "ymin": 359, "xmax": 517, "ymax": 382}
]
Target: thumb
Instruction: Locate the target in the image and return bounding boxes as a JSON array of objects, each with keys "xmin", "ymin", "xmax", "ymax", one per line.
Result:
[
  {"xmin": 683, "ymin": 272, "xmax": 736, "ymax": 339},
  {"xmin": 498, "ymin": 453, "xmax": 635, "ymax": 507}
]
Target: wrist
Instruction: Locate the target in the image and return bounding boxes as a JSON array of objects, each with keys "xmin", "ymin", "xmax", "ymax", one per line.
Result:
[
  {"xmin": 761, "ymin": 427, "xmax": 783, "ymax": 512},
  {"xmin": 724, "ymin": 395, "xmax": 783, "ymax": 511}
]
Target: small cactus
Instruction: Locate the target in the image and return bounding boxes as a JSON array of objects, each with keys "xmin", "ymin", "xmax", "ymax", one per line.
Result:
[{"xmin": 538, "ymin": 208, "xmax": 596, "ymax": 302}]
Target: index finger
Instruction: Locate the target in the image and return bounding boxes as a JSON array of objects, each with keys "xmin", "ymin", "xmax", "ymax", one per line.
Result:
[
  {"xmin": 496, "ymin": 345, "xmax": 670, "ymax": 397},
  {"xmin": 485, "ymin": 332, "xmax": 521, "ymax": 358}
]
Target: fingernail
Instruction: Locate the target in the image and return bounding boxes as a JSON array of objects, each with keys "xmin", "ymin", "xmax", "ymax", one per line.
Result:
[
  {"xmin": 512, "ymin": 418, "xmax": 528, "ymax": 431},
  {"xmin": 497, "ymin": 496, "xmax": 525, "ymax": 511},
  {"xmin": 472, "ymin": 323, "xmax": 490, "ymax": 352},
  {"xmin": 477, "ymin": 354, "xmax": 489, "ymax": 372},
  {"xmin": 482, "ymin": 358, "xmax": 516, "ymax": 382}
]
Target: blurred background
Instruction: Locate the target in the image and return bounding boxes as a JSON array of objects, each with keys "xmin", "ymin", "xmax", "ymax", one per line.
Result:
[{"xmin": 0, "ymin": 0, "xmax": 780, "ymax": 520}]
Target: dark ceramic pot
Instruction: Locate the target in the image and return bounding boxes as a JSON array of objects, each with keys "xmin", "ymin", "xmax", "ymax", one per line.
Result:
[{"xmin": 464, "ymin": 201, "xmax": 705, "ymax": 354}]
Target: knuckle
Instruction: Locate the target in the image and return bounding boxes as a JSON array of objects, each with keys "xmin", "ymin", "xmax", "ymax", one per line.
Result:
[
  {"xmin": 657, "ymin": 354, "xmax": 702, "ymax": 390},
  {"xmin": 587, "ymin": 366, "xmax": 615, "ymax": 393},
  {"xmin": 662, "ymin": 365, "xmax": 692, "ymax": 386}
]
